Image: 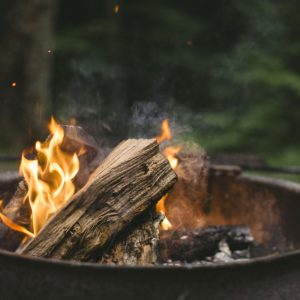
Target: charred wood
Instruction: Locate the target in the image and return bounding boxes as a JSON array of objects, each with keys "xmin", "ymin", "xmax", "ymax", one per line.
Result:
[
  {"xmin": 158, "ymin": 225, "xmax": 254, "ymax": 263},
  {"xmin": 0, "ymin": 172, "xmax": 21, "ymax": 206},
  {"xmin": 0, "ymin": 180, "xmax": 31, "ymax": 251}
]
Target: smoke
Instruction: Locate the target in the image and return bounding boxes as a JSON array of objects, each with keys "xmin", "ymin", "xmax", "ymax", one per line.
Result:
[{"xmin": 128, "ymin": 100, "xmax": 200, "ymax": 142}]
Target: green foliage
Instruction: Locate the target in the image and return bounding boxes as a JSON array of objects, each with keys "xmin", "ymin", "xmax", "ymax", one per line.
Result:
[{"xmin": 51, "ymin": 0, "xmax": 300, "ymax": 166}]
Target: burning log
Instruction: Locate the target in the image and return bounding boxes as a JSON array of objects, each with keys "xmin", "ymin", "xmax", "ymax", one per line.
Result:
[
  {"xmin": 0, "ymin": 172, "xmax": 21, "ymax": 206},
  {"xmin": 0, "ymin": 180, "xmax": 31, "ymax": 251},
  {"xmin": 158, "ymin": 225, "xmax": 254, "ymax": 263},
  {"xmin": 100, "ymin": 207, "xmax": 162, "ymax": 265},
  {"xmin": 0, "ymin": 125, "xmax": 105, "ymax": 251},
  {"xmin": 20, "ymin": 139, "xmax": 177, "ymax": 262}
]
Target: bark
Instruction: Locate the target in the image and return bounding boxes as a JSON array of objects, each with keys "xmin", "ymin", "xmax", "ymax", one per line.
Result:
[
  {"xmin": 20, "ymin": 139, "xmax": 177, "ymax": 261},
  {"xmin": 100, "ymin": 207, "xmax": 162, "ymax": 266}
]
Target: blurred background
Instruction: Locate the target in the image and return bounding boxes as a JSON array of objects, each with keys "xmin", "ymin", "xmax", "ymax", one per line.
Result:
[{"xmin": 0, "ymin": 0, "xmax": 299, "ymax": 180}]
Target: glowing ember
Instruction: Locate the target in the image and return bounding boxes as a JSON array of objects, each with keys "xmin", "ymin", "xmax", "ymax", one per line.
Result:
[
  {"xmin": 0, "ymin": 117, "xmax": 80, "ymax": 237},
  {"xmin": 11, "ymin": 82, "xmax": 17, "ymax": 87},
  {"xmin": 69, "ymin": 117, "xmax": 77, "ymax": 125},
  {"xmin": 114, "ymin": 4, "xmax": 120, "ymax": 13},
  {"xmin": 156, "ymin": 119, "xmax": 180, "ymax": 230}
]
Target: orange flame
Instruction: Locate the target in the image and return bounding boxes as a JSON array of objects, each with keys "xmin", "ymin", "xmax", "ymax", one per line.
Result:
[
  {"xmin": 156, "ymin": 119, "xmax": 172, "ymax": 144},
  {"xmin": 19, "ymin": 117, "xmax": 80, "ymax": 236},
  {"xmin": 156, "ymin": 119, "xmax": 180, "ymax": 230},
  {"xmin": 0, "ymin": 117, "xmax": 80, "ymax": 238},
  {"xmin": 0, "ymin": 211, "xmax": 35, "ymax": 238}
]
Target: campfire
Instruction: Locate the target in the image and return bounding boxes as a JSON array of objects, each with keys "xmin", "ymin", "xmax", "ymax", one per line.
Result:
[{"xmin": 0, "ymin": 117, "xmax": 257, "ymax": 265}]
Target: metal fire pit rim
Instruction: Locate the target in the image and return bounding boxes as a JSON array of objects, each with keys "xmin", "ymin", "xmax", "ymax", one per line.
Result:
[
  {"xmin": 238, "ymin": 173, "xmax": 300, "ymax": 192},
  {"xmin": 3, "ymin": 247, "xmax": 300, "ymax": 272}
]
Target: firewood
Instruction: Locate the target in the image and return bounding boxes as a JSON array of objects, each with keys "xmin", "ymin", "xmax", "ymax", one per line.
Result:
[
  {"xmin": 100, "ymin": 207, "xmax": 162, "ymax": 265},
  {"xmin": 20, "ymin": 139, "xmax": 177, "ymax": 261},
  {"xmin": 0, "ymin": 126, "xmax": 104, "ymax": 251},
  {"xmin": 0, "ymin": 172, "xmax": 21, "ymax": 206},
  {"xmin": 158, "ymin": 225, "xmax": 254, "ymax": 263},
  {"xmin": 0, "ymin": 180, "xmax": 31, "ymax": 251}
]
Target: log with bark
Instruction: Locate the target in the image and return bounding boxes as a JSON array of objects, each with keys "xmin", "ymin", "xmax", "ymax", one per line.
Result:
[
  {"xmin": 100, "ymin": 207, "xmax": 163, "ymax": 265},
  {"xmin": 158, "ymin": 225, "xmax": 254, "ymax": 263},
  {"xmin": 20, "ymin": 139, "xmax": 177, "ymax": 262}
]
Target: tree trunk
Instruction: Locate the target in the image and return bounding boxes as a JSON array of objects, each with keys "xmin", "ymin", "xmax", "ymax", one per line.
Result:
[{"xmin": 0, "ymin": 0, "xmax": 56, "ymax": 149}]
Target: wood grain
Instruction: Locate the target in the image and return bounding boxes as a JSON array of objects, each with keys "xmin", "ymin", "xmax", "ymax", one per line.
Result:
[{"xmin": 21, "ymin": 139, "xmax": 177, "ymax": 261}]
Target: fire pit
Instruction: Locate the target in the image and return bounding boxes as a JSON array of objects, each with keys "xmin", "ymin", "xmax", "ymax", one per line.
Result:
[
  {"xmin": 0, "ymin": 169, "xmax": 299, "ymax": 299},
  {"xmin": 0, "ymin": 119, "xmax": 300, "ymax": 299}
]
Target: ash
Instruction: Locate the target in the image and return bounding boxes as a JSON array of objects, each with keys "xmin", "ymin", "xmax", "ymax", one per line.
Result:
[{"xmin": 162, "ymin": 239, "xmax": 251, "ymax": 266}]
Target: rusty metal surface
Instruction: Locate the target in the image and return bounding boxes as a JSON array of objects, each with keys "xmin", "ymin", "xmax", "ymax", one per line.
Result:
[{"xmin": 0, "ymin": 172, "xmax": 299, "ymax": 299}]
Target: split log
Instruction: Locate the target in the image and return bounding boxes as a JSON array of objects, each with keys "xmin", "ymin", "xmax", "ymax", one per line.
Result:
[
  {"xmin": 21, "ymin": 139, "xmax": 177, "ymax": 261},
  {"xmin": 100, "ymin": 207, "xmax": 162, "ymax": 265},
  {"xmin": 159, "ymin": 225, "xmax": 253, "ymax": 263}
]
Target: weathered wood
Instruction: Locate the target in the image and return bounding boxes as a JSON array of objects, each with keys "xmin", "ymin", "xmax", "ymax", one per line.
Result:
[
  {"xmin": 158, "ymin": 225, "xmax": 253, "ymax": 263},
  {"xmin": 100, "ymin": 207, "xmax": 162, "ymax": 265},
  {"xmin": 21, "ymin": 139, "xmax": 177, "ymax": 261},
  {"xmin": 0, "ymin": 180, "xmax": 31, "ymax": 251}
]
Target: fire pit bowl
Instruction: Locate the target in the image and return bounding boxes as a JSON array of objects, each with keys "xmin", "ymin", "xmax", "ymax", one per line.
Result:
[{"xmin": 1, "ymin": 169, "xmax": 300, "ymax": 300}]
